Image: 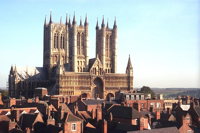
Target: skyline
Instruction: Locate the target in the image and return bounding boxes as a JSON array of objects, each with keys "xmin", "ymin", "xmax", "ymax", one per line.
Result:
[{"xmin": 0, "ymin": 0, "xmax": 199, "ymax": 88}]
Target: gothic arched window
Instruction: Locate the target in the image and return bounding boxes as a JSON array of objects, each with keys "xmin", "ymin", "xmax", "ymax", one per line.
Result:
[
  {"xmin": 56, "ymin": 34, "xmax": 59, "ymax": 49},
  {"xmin": 62, "ymin": 35, "xmax": 65, "ymax": 49},
  {"xmin": 77, "ymin": 33, "xmax": 81, "ymax": 55},
  {"xmin": 81, "ymin": 33, "xmax": 84, "ymax": 55},
  {"xmin": 54, "ymin": 33, "xmax": 58, "ymax": 49},
  {"xmin": 106, "ymin": 34, "xmax": 110, "ymax": 57}
]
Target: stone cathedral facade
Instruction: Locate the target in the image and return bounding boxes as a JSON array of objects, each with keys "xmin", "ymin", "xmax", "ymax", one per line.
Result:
[{"xmin": 9, "ymin": 14, "xmax": 133, "ymax": 99}]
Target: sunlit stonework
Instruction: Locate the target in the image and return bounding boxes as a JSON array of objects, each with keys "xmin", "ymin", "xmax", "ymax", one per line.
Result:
[{"xmin": 9, "ymin": 14, "xmax": 133, "ymax": 99}]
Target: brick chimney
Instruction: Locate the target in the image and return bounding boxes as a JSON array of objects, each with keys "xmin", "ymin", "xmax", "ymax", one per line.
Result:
[
  {"xmin": 35, "ymin": 96, "xmax": 39, "ymax": 103},
  {"xmin": 96, "ymin": 106, "xmax": 102, "ymax": 122},
  {"xmin": 155, "ymin": 111, "xmax": 160, "ymax": 120},
  {"xmin": 9, "ymin": 98, "xmax": 16, "ymax": 107},
  {"xmin": 139, "ymin": 117, "xmax": 144, "ymax": 130},
  {"xmin": 102, "ymin": 119, "xmax": 107, "ymax": 133},
  {"xmin": 47, "ymin": 116, "xmax": 55, "ymax": 125},
  {"xmin": 11, "ymin": 109, "xmax": 20, "ymax": 122},
  {"xmin": 167, "ymin": 108, "xmax": 171, "ymax": 115},
  {"xmin": 0, "ymin": 93, "xmax": 3, "ymax": 105},
  {"xmin": 91, "ymin": 109, "xmax": 95, "ymax": 119},
  {"xmin": 133, "ymin": 103, "xmax": 141, "ymax": 112},
  {"xmin": 8, "ymin": 120, "xmax": 16, "ymax": 131}
]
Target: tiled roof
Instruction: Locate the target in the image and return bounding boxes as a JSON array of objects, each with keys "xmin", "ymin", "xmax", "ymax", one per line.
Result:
[
  {"xmin": 65, "ymin": 113, "xmax": 82, "ymax": 122},
  {"xmin": 0, "ymin": 115, "xmax": 10, "ymax": 121},
  {"xmin": 109, "ymin": 105, "xmax": 141, "ymax": 119},
  {"xmin": 128, "ymin": 127, "xmax": 179, "ymax": 133}
]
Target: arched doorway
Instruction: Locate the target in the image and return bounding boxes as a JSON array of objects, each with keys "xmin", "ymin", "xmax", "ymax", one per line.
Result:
[
  {"xmin": 92, "ymin": 77, "xmax": 103, "ymax": 99},
  {"xmin": 106, "ymin": 93, "xmax": 114, "ymax": 101}
]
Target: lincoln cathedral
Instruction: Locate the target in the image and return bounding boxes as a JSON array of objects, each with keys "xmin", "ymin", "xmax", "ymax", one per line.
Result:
[{"xmin": 9, "ymin": 13, "xmax": 133, "ymax": 99}]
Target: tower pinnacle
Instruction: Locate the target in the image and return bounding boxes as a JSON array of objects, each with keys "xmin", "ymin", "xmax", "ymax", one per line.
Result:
[
  {"xmin": 65, "ymin": 14, "xmax": 68, "ymax": 25},
  {"xmin": 80, "ymin": 17, "xmax": 82, "ymax": 26},
  {"xmin": 101, "ymin": 16, "xmax": 105, "ymax": 28},
  {"xmin": 60, "ymin": 16, "xmax": 62, "ymax": 24},
  {"xmin": 49, "ymin": 11, "xmax": 52, "ymax": 24},
  {"xmin": 68, "ymin": 16, "xmax": 71, "ymax": 27},
  {"xmin": 113, "ymin": 17, "xmax": 117, "ymax": 29},
  {"xmin": 106, "ymin": 19, "xmax": 109, "ymax": 28},
  {"xmin": 44, "ymin": 15, "xmax": 47, "ymax": 26},
  {"xmin": 72, "ymin": 12, "xmax": 76, "ymax": 25},
  {"xmin": 84, "ymin": 14, "xmax": 88, "ymax": 26},
  {"xmin": 96, "ymin": 18, "xmax": 99, "ymax": 30}
]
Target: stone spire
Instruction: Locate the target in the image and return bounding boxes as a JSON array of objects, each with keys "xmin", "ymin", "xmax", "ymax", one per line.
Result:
[{"xmin": 126, "ymin": 55, "xmax": 133, "ymax": 74}]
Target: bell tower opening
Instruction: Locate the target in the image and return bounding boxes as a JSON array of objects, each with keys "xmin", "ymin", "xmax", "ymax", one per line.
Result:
[{"xmin": 92, "ymin": 77, "xmax": 104, "ymax": 99}]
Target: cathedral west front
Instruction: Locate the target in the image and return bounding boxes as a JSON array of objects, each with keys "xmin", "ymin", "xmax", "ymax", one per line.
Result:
[{"xmin": 9, "ymin": 13, "xmax": 133, "ymax": 99}]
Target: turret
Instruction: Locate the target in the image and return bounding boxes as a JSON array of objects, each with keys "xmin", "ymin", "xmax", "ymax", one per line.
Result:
[
  {"xmin": 126, "ymin": 55, "xmax": 133, "ymax": 75},
  {"xmin": 126, "ymin": 55, "xmax": 133, "ymax": 91}
]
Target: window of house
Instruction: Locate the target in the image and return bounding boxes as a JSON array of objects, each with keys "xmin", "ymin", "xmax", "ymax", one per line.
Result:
[
  {"xmin": 126, "ymin": 95, "xmax": 130, "ymax": 100},
  {"xmin": 187, "ymin": 130, "xmax": 192, "ymax": 133},
  {"xmin": 131, "ymin": 95, "xmax": 134, "ymax": 100},
  {"xmin": 71, "ymin": 123, "xmax": 77, "ymax": 131}
]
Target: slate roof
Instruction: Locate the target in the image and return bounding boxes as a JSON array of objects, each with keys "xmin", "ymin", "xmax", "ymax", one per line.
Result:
[
  {"xmin": 83, "ymin": 99, "xmax": 105, "ymax": 105},
  {"xmin": 82, "ymin": 99, "xmax": 117, "ymax": 105},
  {"xmin": 19, "ymin": 113, "xmax": 42, "ymax": 129},
  {"xmin": 88, "ymin": 58, "xmax": 96, "ymax": 70},
  {"xmin": 14, "ymin": 66, "xmax": 46, "ymax": 80},
  {"xmin": 194, "ymin": 106, "xmax": 200, "ymax": 117},
  {"xmin": 128, "ymin": 127, "xmax": 179, "ymax": 133},
  {"xmin": 109, "ymin": 105, "xmax": 142, "ymax": 119}
]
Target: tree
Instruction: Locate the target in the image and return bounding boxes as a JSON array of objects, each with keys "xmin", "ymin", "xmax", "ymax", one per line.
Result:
[{"xmin": 140, "ymin": 86, "xmax": 155, "ymax": 98}]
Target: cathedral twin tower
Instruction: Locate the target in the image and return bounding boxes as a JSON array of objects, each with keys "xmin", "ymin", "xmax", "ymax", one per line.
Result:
[{"xmin": 43, "ymin": 13, "xmax": 117, "ymax": 77}]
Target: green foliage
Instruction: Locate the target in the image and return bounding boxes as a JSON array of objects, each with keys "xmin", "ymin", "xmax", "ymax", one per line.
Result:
[
  {"xmin": 140, "ymin": 86, "xmax": 155, "ymax": 98},
  {"xmin": 166, "ymin": 89, "xmax": 200, "ymax": 98},
  {"xmin": 0, "ymin": 89, "xmax": 8, "ymax": 97}
]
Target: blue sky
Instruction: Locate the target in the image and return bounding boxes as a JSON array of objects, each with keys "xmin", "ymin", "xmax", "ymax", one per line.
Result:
[{"xmin": 0, "ymin": 0, "xmax": 199, "ymax": 88}]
